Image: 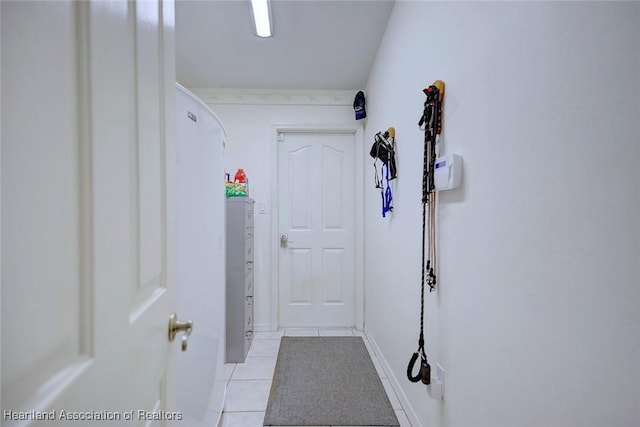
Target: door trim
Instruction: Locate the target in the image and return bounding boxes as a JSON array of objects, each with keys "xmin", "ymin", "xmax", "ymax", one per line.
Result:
[
  {"xmin": 1, "ymin": 3, "xmax": 3, "ymax": 406},
  {"xmin": 270, "ymin": 123, "xmax": 364, "ymax": 331}
]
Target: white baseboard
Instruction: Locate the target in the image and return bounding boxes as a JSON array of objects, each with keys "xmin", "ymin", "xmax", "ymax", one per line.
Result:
[{"xmin": 364, "ymin": 327, "xmax": 423, "ymax": 427}]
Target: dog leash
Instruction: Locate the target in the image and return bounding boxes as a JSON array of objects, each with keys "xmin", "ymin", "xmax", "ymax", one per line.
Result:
[{"xmin": 407, "ymin": 80, "xmax": 444, "ymax": 384}]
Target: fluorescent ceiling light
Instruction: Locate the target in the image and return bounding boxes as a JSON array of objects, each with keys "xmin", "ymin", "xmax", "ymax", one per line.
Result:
[{"xmin": 250, "ymin": 0, "xmax": 272, "ymax": 38}]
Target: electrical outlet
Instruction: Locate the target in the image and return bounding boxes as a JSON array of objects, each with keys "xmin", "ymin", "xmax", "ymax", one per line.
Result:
[
  {"xmin": 436, "ymin": 363, "xmax": 445, "ymax": 399},
  {"xmin": 427, "ymin": 363, "xmax": 445, "ymax": 400}
]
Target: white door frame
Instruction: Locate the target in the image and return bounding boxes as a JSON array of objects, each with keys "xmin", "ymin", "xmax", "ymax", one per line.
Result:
[
  {"xmin": 270, "ymin": 123, "xmax": 364, "ymax": 331},
  {"xmin": 1, "ymin": 3, "xmax": 3, "ymax": 407}
]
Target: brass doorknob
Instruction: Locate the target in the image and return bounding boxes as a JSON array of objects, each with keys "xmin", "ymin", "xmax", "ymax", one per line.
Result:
[{"xmin": 168, "ymin": 313, "xmax": 193, "ymax": 352}]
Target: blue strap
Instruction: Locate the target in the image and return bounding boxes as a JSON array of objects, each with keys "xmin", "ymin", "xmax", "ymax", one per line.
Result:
[
  {"xmin": 385, "ymin": 186, "xmax": 393, "ymax": 215},
  {"xmin": 381, "ymin": 163, "xmax": 393, "ymax": 217}
]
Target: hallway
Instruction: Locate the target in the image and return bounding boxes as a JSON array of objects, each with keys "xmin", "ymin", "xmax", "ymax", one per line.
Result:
[
  {"xmin": 221, "ymin": 329, "xmax": 412, "ymax": 427},
  {"xmin": 2, "ymin": 2, "xmax": 638, "ymax": 426}
]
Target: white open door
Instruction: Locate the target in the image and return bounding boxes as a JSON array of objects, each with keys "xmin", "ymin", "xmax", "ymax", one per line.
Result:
[
  {"xmin": 2, "ymin": 1, "xmax": 180, "ymax": 425},
  {"xmin": 278, "ymin": 130, "xmax": 357, "ymax": 328}
]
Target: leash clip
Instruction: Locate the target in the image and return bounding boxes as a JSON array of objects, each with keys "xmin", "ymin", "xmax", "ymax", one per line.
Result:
[
  {"xmin": 407, "ymin": 350, "xmax": 431, "ymax": 384},
  {"xmin": 420, "ymin": 356, "xmax": 431, "ymax": 385}
]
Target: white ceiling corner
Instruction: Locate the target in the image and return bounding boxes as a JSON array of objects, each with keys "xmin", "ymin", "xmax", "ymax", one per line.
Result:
[{"xmin": 191, "ymin": 88, "xmax": 356, "ymax": 106}]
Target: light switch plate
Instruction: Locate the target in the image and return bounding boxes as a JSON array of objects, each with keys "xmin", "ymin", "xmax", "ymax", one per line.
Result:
[{"xmin": 428, "ymin": 363, "xmax": 445, "ymax": 400}]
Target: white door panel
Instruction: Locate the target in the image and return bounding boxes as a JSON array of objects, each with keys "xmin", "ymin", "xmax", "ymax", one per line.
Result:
[
  {"xmin": 278, "ymin": 132, "xmax": 355, "ymax": 328},
  {"xmin": 2, "ymin": 2, "xmax": 87, "ymax": 413},
  {"xmin": 136, "ymin": 0, "xmax": 164, "ymax": 295},
  {"xmin": 2, "ymin": 1, "xmax": 177, "ymax": 425}
]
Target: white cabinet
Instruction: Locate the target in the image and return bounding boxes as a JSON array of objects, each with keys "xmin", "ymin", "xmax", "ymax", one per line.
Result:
[
  {"xmin": 175, "ymin": 83, "xmax": 227, "ymax": 426},
  {"xmin": 226, "ymin": 197, "xmax": 255, "ymax": 363}
]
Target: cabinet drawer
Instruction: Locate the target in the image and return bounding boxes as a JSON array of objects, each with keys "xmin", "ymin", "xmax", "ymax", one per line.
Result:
[
  {"xmin": 246, "ymin": 206, "xmax": 253, "ymax": 224},
  {"xmin": 246, "ymin": 241, "xmax": 253, "ymax": 262},
  {"xmin": 245, "ymin": 297, "xmax": 253, "ymax": 330},
  {"xmin": 245, "ymin": 275, "xmax": 253, "ymax": 296},
  {"xmin": 245, "ymin": 309, "xmax": 253, "ymax": 332},
  {"xmin": 244, "ymin": 334, "xmax": 253, "ymax": 358}
]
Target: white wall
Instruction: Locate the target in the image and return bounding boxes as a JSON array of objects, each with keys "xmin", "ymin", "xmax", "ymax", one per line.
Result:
[
  {"xmin": 364, "ymin": 2, "xmax": 640, "ymax": 427},
  {"xmin": 191, "ymin": 93, "xmax": 354, "ymax": 331}
]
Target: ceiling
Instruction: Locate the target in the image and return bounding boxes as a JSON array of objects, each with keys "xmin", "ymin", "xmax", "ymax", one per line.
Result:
[{"xmin": 175, "ymin": 0, "xmax": 394, "ymax": 90}]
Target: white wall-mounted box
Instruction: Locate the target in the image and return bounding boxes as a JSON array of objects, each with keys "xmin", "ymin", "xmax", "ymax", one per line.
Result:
[{"xmin": 434, "ymin": 154, "xmax": 462, "ymax": 191}]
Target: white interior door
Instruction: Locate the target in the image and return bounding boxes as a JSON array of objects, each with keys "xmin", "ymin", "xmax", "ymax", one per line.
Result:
[
  {"xmin": 175, "ymin": 85, "xmax": 227, "ymax": 426},
  {"xmin": 278, "ymin": 131, "xmax": 356, "ymax": 328},
  {"xmin": 1, "ymin": 1, "xmax": 179, "ymax": 425}
]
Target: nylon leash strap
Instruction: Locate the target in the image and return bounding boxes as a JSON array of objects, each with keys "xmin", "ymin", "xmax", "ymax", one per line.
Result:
[
  {"xmin": 407, "ymin": 81, "xmax": 444, "ymax": 385},
  {"xmin": 371, "ymin": 129, "xmax": 396, "ymax": 217}
]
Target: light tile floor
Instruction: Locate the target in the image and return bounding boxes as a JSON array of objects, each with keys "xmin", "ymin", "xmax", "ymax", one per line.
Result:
[{"xmin": 220, "ymin": 329, "xmax": 412, "ymax": 427}]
